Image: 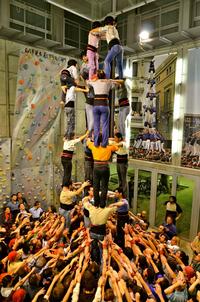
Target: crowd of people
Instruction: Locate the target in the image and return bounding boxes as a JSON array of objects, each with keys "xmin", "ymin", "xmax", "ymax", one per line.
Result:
[
  {"xmin": 130, "ymin": 129, "xmax": 171, "ymax": 163},
  {"xmin": 1, "ymin": 12, "xmax": 200, "ymax": 302},
  {"xmin": 182, "ymin": 131, "xmax": 200, "ymax": 168},
  {"xmin": 0, "ymin": 190, "xmax": 200, "ymax": 302}
]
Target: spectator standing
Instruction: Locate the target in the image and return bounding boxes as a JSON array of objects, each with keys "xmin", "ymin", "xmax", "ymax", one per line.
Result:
[
  {"xmin": 7, "ymin": 194, "xmax": 19, "ymax": 221},
  {"xmin": 17, "ymin": 192, "xmax": 29, "ymax": 209},
  {"xmin": 113, "ymin": 132, "xmax": 129, "ymax": 197},
  {"xmin": 164, "ymin": 195, "xmax": 182, "ymax": 224},
  {"xmin": 29, "ymin": 202, "xmax": 43, "ymax": 220},
  {"xmin": 163, "ymin": 216, "xmax": 177, "ymax": 240}
]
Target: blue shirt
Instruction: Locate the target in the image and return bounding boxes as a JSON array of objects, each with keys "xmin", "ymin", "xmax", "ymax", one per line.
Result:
[
  {"xmin": 7, "ymin": 201, "xmax": 19, "ymax": 212},
  {"xmin": 118, "ymin": 199, "xmax": 129, "ymax": 213},
  {"xmin": 29, "ymin": 207, "xmax": 43, "ymax": 219}
]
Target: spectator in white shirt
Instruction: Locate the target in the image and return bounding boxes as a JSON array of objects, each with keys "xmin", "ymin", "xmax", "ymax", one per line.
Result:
[
  {"xmin": 61, "ymin": 131, "xmax": 89, "ymax": 186},
  {"xmin": 29, "ymin": 202, "xmax": 43, "ymax": 220}
]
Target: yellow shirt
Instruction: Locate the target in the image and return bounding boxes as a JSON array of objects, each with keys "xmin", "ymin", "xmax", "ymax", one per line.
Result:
[
  {"xmin": 60, "ymin": 189, "xmax": 77, "ymax": 205},
  {"xmin": 7, "ymin": 261, "xmax": 23, "ymax": 273},
  {"xmin": 87, "ymin": 141, "xmax": 118, "ymax": 161},
  {"xmin": 84, "ymin": 202, "xmax": 117, "ymax": 225},
  {"xmin": 192, "ymin": 236, "xmax": 200, "ymax": 254}
]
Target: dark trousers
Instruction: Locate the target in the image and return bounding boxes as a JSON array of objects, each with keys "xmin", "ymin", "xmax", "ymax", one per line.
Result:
[
  {"xmin": 93, "ymin": 164, "xmax": 110, "ymax": 208},
  {"xmin": 84, "ymin": 160, "xmax": 94, "ymax": 195},
  {"xmin": 64, "ymin": 107, "xmax": 75, "ymax": 139},
  {"xmin": 116, "ymin": 213, "xmax": 129, "ymax": 248},
  {"xmin": 84, "ymin": 160, "xmax": 93, "ymax": 183},
  {"xmin": 61, "ymin": 157, "xmax": 72, "ymax": 185},
  {"xmin": 117, "ymin": 162, "xmax": 128, "ymax": 197}
]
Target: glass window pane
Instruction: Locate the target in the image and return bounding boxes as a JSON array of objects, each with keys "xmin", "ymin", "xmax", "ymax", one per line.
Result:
[
  {"xmin": 26, "ymin": 11, "xmax": 45, "ymax": 29},
  {"xmin": 137, "ymin": 170, "xmax": 151, "ymax": 216},
  {"xmin": 10, "ymin": 22, "xmax": 24, "ymax": 31},
  {"xmin": 47, "ymin": 18, "xmax": 51, "ymax": 31},
  {"xmin": 16, "ymin": 0, "xmax": 51, "ymax": 12},
  {"xmin": 155, "ymin": 174, "xmax": 172, "ymax": 226},
  {"xmin": 195, "ymin": 1, "xmax": 200, "ymax": 17},
  {"xmin": 26, "ymin": 27, "xmax": 45, "ymax": 38},
  {"xmin": 65, "ymin": 22, "xmax": 79, "ymax": 47},
  {"xmin": 176, "ymin": 176, "xmax": 194, "ymax": 238},
  {"xmin": 10, "ymin": 4, "xmax": 24, "ymax": 22},
  {"xmin": 80, "ymin": 28, "xmax": 88, "ymax": 47},
  {"xmin": 156, "ymin": 175, "xmax": 193, "ymax": 239},
  {"xmin": 141, "ymin": 15, "xmax": 159, "ymax": 32},
  {"xmin": 161, "ymin": 9, "xmax": 179, "ymax": 27}
]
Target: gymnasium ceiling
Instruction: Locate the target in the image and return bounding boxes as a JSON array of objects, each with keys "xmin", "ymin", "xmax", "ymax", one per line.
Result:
[{"xmin": 46, "ymin": 0, "xmax": 158, "ymax": 20}]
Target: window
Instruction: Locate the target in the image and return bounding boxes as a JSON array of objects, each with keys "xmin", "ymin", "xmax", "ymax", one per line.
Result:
[
  {"xmin": 161, "ymin": 9, "xmax": 179, "ymax": 27},
  {"xmin": 10, "ymin": 0, "xmax": 51, "ymax": 39},
  {"xmin": 132, "ymin": 62, "xmax": 138, "ymax": 77},
  {"xmin": 141, "ymin": 14, "xmax": 159, "ymax": 38},
  {"xmin": 156, "ymin": 76, "xmax": 160, "ymax": 83},
  {"xmin": 64, "ymin": 11, "xmax": 90, "ymax": 49},
  {"xmin": 164, "ymin": 88, "xmax": 171, "ymax": 111},
  {"xmin": 191, "ymin": 0, "xmax": 200, "ymax": 26},
  {"xmin": 132, "ymin": 97, "xmax": 141, "ymax": 114}
]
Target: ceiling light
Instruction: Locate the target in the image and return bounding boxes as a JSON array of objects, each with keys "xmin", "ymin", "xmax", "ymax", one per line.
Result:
[{"xmin": 139, "ymin": 30, "xmax": 150, "ymax": 41}]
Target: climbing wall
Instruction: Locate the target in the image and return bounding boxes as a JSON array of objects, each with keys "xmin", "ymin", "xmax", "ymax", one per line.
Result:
[
  {"xmin": 12, "ymin": 48, "xmax": 68, "ymax": 208},
  {"xmin": 0, "ymin": 138, "xmax": 11, "ymax": 200}
]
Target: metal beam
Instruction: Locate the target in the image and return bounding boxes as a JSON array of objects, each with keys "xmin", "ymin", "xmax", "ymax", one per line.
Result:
[
  {"xmin": 159, "ymin": 36, "xmax": 172, "ymax": 44},
  {"xmin": 114, "ymin": 0, "xmax": 157, "ymax": 16},
  {"xmin": 46, "ymin": 0, "xmax": 93, "ymax": 21},
  {"xmin": 128, "ymin": 37, "xmax": 200, "ymax": 60},
  {"xmin": 180, "ymin": 30, "xmax": 194, "ymax": 40}
]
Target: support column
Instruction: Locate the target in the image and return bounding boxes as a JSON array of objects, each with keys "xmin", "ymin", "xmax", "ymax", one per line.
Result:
[
  {"xmin": 51, "ymin": 5, "xmax": 64, "ymax": 43},
  {"xmin": 149, "ymin": 171, "xmax": 157, "ymax": 226},
  {"xmin": 179, "ymin": 0, "xmax": 190, "ymax": 31},
  {"xmin": 0, "ymin": 0, "xmax": 10, "ymax": 27},
  {"xmin": 109, "ymin": 60, "xmax": 115, "ymax": 137},
  {"xmin": 171, "ymin": 174, "xmax": 178, "ymax": 196},
  {"xmin": 74, "ymin": 93, "xmax": 86, "ymax": 182},
  {"xmin": 171, "ymin": 47, "xmax": 188, "ymax": 166},
  {"xmin": 133, "ymin": 168, "xmax": 138, "ymax": 212},
  {"xmin": 126, "ymin": 11, "xmax": 140, "ymax": 46},
  {"xmin": 190, "ymin": 178, "xmax": 200, "ymax": 240}
]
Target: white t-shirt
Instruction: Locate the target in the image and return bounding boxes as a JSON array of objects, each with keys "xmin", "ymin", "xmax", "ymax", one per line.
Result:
[
  {"xmin": 67, "ymin": 65, "xmax": 78, "ymax": 80},
  {"xmin": 1, "ymin": 287, "xmax": 13, "ymax": 298},
  {"xmin": 63, "ymin": 137, "xmax": 81, "ymax": 151},
  {"xmin": 98, "ymin": 25, "xmax": 120, "ymax": 44}
]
